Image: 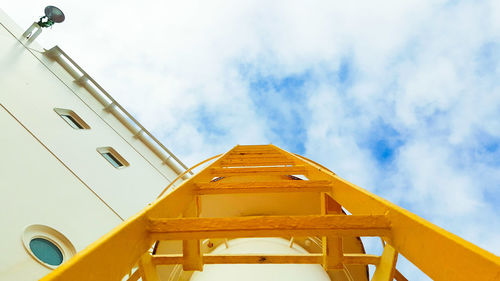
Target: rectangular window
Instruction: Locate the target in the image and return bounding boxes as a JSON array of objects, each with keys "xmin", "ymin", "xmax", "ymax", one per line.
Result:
[
  {"xmin": 97, "ymin": 147, "xmax": 129, "ymax": 169},
  {"xmin": 54, "ymin": 108, "xmax": 90, "ymax": 130},
  {"xmin": 102, "ymin": 152, "xmax": 122, "ymax": 168},
  {"xmin": 60, "ymin": 114, "xmax": 84, "ymax": 129}
]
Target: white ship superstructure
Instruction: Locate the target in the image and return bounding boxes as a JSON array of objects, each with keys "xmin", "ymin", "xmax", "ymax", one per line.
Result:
[{"xmin": 0, "ymin": 9, "xmax": 188, "ymax": 280}]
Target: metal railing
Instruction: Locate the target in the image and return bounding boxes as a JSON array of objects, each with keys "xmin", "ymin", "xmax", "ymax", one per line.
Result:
[{"xmin": 44, "ymin": 46, "xmax": 191, "ymax": 177}]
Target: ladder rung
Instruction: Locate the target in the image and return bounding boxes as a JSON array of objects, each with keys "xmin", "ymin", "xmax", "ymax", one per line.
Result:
[
  {"xmin": 222, "ymin": 155, "xmax": 292, "ymax": 161},
  {"xmin": 220, "ymin": 159, "xmax": 295, "ymax": 166},
  {"xmin": 151, "ymin": 253, "xmax": 380, "ymax": 265},
  {"xmin": 148, "ymin": 215, "xmax": 391, "ymax": 240},
  {"xmin": 343, "ymin": 253, "xmax": 380, "ymax": 265},
  {"xmin": 232, "ymin": 146, "xmax": 276, "ymax": 152},
  {"xmin": 204, "ymin": 254, "xmax": 320, "ymax": 264},
  {"xmin": 233, "ymin": 144, "xmax": 274, "ymax": 150},
  {"xmin": 211, "ymin": 166, "xmax": 308, "ymax": 176},
  {"xmin": 153, "ymin": 254, "xmax": 322, "ymax": 265},
  {"xmin": 195, "ymin": 180, "xmax": 332, "ymax": 194},
  {"xmin": 231, "ymin": 148, "xmax": 278, "ymax": 153},
  {"xmin": 228, "ymin": 152, "xmax": 285, "ymax": 158},
  {"xmin": 229, "ymin": 146, "xmax": 280, "ymax": 152},
  {"xmin": 220, "ymin": 163, "xmax": 295, "ymax": 168}
]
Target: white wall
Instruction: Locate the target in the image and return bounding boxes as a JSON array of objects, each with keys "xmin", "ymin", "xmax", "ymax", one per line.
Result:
[
  {"xmin": 0, "ymin": 10, "xmax": 186, "ymax": 281},
  {"xmin": 0, "ymin": 107, "xmax": 122, "ymax": 280},
  {"xmin": 0, "ymin": 9, "xmax": 184, "ymax": 219}
]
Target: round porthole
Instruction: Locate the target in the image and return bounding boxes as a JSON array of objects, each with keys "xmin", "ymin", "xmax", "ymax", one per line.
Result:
[
  {"xmin": 29, "ymin": 238, "xmax": 64, "ymax": 266},
  {"xmin": 22, "ymin": 225, "xmax": 76, "ymax": 269}
]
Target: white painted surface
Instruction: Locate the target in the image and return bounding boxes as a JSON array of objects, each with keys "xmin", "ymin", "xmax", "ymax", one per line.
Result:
[
  {"xmin": 0, "ymin": 107, "xmax": 121, "ymax": 280},
  {"xmin": 191, "ymin": 238, "xmax": 330, "ymax": 281},
  {"xmin": 0, "ymin": 9, "xmax": 184, "ymax": 219}
]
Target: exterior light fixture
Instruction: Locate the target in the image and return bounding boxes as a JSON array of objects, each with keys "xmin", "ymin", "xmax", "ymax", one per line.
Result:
[
  {"xmin": 22, "ymin": 6, "xmax": 65, "ymax": 43},
  {"xmin": 37, "ymin": 6, "xmax": 65, "ymax": 28}
]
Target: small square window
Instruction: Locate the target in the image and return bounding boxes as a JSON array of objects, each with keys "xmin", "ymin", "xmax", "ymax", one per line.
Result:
[
  {"xmin": 54, "ymin": 108, "xmax": 90, "ymax": 130},
  {"xmin": 97, "ymin": 147, "xmax": 129, "ymax": 169}
]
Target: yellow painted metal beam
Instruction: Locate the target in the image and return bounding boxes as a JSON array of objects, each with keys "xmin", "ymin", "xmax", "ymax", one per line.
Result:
[
  {"xmin": 154, "ymin": 254, "xmax": 322, "ymax": 265},
  {"xmin": 182, "ymin": 240, "xmax": 202, "ymax": 271},
  {"xmin": 139, "ymin": 253, "xmax": 161, "ymax": 281},
  {"xmin": 182, "ymin": 197, "xmax": 203, "ymax": 271},
  {"xmin": 147, "ymin": 215, "xmax": 392, "ymax": 239},
  {"xmin": 228, "ymin": 152, "xmax": 286, "ymax": 157},
  {"xmin": 322, "ymin": 193, "xmax": 344, "ymax": 270},
  {"xmin": 371, "ymin": 244, "xmax": 398, "ymax": 281},
  {"xmin": 231, "ymin": 145, "xmax": 278, "ymax": 151},
  {"xmin": 223, "ymin": 154, "xmax": 291, "ymax": 159},
  {"xmin": 210, "ymin": 166, "xmax": 308, "ymax": 176},
  {"xmin": 151, "ymin": 253, "xmax": 380, "ymax": 265},
  {"xmin": 194, "ymin": 180, "xmax": 332, "ymax": 194},
  {"xmin": 220, "ymin": 159, "xmax": 295, "ymax": 166},
  {"xmin": 343, "ymin": 254, "xmax": 380, "ymax": 265},
  {"xmin": 273, "ymin": 144, "xmax": 500, "ymax": 281}
]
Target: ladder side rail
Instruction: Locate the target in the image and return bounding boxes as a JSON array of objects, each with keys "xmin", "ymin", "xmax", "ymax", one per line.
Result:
[{"xmin": 272, "ymin": 145, "xmax": 500, "ymax": 281}]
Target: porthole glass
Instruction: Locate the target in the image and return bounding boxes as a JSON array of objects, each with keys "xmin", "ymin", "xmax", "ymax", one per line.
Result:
[{"xmin": 29, "ymin": 238, "xmax": 63, "ymax": 266}]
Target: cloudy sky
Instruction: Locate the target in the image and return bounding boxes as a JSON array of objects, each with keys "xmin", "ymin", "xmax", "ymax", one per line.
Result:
[{"xmin": 4, "ymin": 1, "xmax": 500, "ymax": 280}]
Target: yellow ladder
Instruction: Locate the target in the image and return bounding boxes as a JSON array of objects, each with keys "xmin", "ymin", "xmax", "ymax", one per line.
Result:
[{"xmin": 41, "ymin": 145, "xmax": 500, "ymax": 281}]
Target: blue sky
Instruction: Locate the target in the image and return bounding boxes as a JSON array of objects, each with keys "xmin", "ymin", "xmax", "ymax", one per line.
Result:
[
  {"xmin": 5, "ymin": 1, "xmax": 500, "ymax": 280},
  {"xmin": 246, "ymin": 69, "xmax": 311, "ymax": 154}
]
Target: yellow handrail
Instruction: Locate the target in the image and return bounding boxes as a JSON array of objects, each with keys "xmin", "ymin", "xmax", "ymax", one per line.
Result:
[{"xmin": 156, "ymin": 154, "xmax": 223, "ymax": 199}]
